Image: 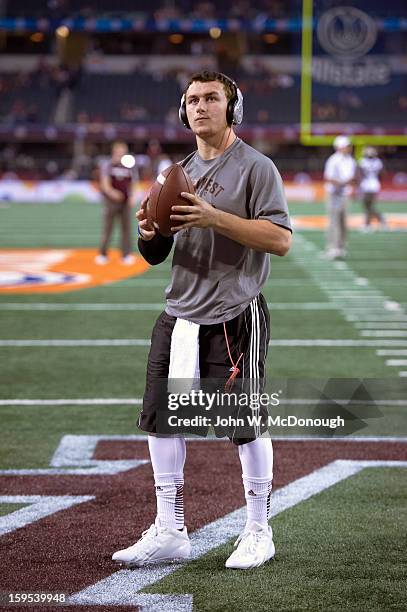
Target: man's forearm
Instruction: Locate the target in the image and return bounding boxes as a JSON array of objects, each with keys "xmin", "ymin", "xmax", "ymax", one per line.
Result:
[
  {"xmin": 213, "ymin": 210, "xmax": 291, "ymax": 255},
  {"xmin": 138, "ymin": 233, "xmax": 174, "ymax": 265}
]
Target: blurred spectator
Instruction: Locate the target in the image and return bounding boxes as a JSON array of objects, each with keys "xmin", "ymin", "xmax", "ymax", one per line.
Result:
[
  {"xmin": 358, "ymin": 147, "xmax": 386, "ymax": 230},
  {"xmin": 96, "ymin": 141, "xmax": 139, "ymax": 266}
]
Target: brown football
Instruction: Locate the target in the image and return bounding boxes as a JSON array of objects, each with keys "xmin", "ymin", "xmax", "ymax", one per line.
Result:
[{"xmin": 147, "ymin": 164, "xmax": 195, "ymax": 237}]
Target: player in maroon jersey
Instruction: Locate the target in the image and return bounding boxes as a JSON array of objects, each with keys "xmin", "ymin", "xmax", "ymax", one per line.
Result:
[{"xmin": 96, "ymin": 141, "xmax": 138, "ymax": 265}]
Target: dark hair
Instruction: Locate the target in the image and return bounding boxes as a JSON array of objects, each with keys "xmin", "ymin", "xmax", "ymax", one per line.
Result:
[
  {"xmin": 185, "ymin": 71, "xmax": 235, "ymax": 102},
  {"xmin": 112, "ymin": 141, "xmax": 128, "ymax": 149}
]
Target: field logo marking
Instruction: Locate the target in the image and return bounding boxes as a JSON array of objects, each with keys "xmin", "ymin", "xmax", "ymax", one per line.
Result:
[
  {"xmin": 0, "ymin": 495, "xmax": 94, "ymax": 537},
  {"xmin": 0, "ymin": 248, "xmax": 149, "ymax": 293},
  {"xmin": 69, "ymin": 459, "xmax": 407, "ymax": 610},
  {"xmin": 0, "ymin": 434, "xmax": 149, "ymax": 476}
]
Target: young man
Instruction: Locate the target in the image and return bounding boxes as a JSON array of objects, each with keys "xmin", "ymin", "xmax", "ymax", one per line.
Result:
[
  {"xmin": 112, "ymin": 71, "xmax": 292, "ymax": 569},
  {"xmin": 358, "ymin": 146, "xmax": 386, "ymax": 230},
  {"xmin": 324, "ymin": 135, "xmax": 357, "ymax": 259},
  {"xmin": 95, "ymin": 141, "xmax": 138, "ymax": 265}
]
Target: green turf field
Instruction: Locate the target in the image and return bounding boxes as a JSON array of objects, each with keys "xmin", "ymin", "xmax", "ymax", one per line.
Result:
[
  {"xmin": 144, "ymin": 468, "xmax": 407, "ymax": 612},
  {"xmin": 0, "ymin": 199, "xmax": 406, "ymax": 610}
]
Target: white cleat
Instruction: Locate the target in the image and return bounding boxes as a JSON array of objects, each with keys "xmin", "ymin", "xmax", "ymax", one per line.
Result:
[
  {"xmin": 95, "ymin": 254, "xmax": 108, "ymax": 265},
  {"xmin": 122, "ymin": 255, "xmax": 136, "ymax": 265},
  {"xmin": 112, "ymin": 519, "xmax": 191, "ymax": 567},
  {"xmin": 225, "ymin": 522, "xmax": 275, "ymax": 569}
]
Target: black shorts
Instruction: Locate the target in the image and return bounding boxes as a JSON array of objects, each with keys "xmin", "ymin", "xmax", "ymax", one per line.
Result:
[{"xmin": 138, "ymin": 294, "xmax": 270, "ymax": 445}]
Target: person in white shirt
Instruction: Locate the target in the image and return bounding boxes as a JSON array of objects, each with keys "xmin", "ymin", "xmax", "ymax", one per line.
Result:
[
  {"xmin": 323, "ymin": 135, "xmax": 357, "ymax": 259},
  {"xmin": 358, "ymin": 147, "xmax": 386, "ymax": 230}
]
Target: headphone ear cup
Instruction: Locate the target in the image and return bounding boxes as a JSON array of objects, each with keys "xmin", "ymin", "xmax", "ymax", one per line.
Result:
[
  {"xmin": 226, "ymin": 99, "xmax": 235, "ymax": 125},
  {"xmin": 226, "ymin": 87, "xmax": 243, "ymax": 125},
  {"xmin": 233, "ymin": 87, "xmax": 243, "ymax": 125},
  {"xmin": 179, "ymin": 94, "xmax": 191, "ymax": 129}
]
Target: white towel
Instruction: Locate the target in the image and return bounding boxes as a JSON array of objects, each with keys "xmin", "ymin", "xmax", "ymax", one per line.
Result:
[{"xmin": 168, "ymin": 318, "xmax": 200, "ymax": 394}]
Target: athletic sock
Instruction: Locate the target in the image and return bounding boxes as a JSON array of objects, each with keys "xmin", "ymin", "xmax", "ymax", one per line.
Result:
[
  {"xmin": 174, "ymin": 474, "xmax": 184, "ymax": 530},
  {"xmin": 153, "ymin": 473, "xmax": 178, "ymax": 529},
  {"xmin": 238, "ymin": 437, "xmax": 273, "ymax": 532},
  {"xmin": 148, "ymin": 436, "xmax": 186, "ymax": 530},
  {"xmin": 242, "ymin": 476, "xmax": 272, "ymax": 530}
]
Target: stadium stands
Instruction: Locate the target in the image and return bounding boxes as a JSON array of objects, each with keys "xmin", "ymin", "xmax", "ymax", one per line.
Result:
[
  {"xmin": 72, "ymin": 72, "xmax": 181, "ymax": 124},
  {"xmin": 0, "ymin": 72, "xmax": 57, "ymax": 124}
]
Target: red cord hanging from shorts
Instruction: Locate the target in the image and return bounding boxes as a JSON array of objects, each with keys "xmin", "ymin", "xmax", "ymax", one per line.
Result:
[{"xmin": 223, "ymin": 322, "xmax": 244, "ymax": 392}]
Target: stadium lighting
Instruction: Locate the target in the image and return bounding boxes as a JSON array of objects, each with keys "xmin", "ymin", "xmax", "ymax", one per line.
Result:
[
  {"xmin": 121, "ymin": 154, "xmax": 136, "ymax": 169},
  {"xmin": 30, "ymin": 32, "xmax": 44, "ymax": 43},
  {"xmin": 209, "ymin": 27, "xmax": 222, "ymax": 39},
  {"xmin": 56, "ymin": 25, "xmax": 70, "ymax": 38},
  {"xmin": 263, "ymin": 33, "xmax": 278, "ymax": 44},
  {"xmin": 169, "ymin": 34, "xmax": 184, "ymax": 44}
]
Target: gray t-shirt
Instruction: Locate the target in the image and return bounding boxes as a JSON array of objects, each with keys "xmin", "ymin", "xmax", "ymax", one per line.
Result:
[{"xmin": 165, "ymin": 138, "xmax": 291, "ymax": 325}]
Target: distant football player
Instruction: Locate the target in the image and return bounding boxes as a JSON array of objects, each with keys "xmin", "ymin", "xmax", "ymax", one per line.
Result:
[
  {"xmin": 323, "ymin": 135, "xmax": 357, "ymax": 259},
  {"xmin": 112, "ymin": 71, "xmax": 292, "ymax": 569},
  {"xmin": 358, "ymin": 147, "xmax": 386, "ymax": 230},
  {"xmin": 95, "ymin": 141, "xmax": 138, "ymax": 265}
]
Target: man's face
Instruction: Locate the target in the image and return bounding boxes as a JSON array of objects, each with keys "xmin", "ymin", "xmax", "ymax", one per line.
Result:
[
  {"xmin": 112, "ymin": 143, "xmax": 128, "ymax": 162},
  {"xmin": 185, "ymin": 80, "xmax": 229, "ymax": 137}
]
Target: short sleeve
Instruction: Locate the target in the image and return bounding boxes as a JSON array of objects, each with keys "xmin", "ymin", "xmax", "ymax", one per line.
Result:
[{"xmin": 249, "ymin": 158, "xmax": 292, "ymax": 232}]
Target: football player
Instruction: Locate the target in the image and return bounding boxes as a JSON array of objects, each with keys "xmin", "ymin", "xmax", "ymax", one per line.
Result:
[
  {"xmin": 95, "ymin": 141, "xmax": 138, "ymax": 265},
  {"xmin": 358, "ymin": 147, "xmax": 386, "ymax": 230},
  {"xmin": 112, "ymin": 72, "xmax": 292, "ymax": 570},
  {"xmin": 324, "ymin": 135, "xmax": 357, "ymax": 259}
]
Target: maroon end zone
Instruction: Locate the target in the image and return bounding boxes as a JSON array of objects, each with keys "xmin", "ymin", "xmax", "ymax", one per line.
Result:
[{"xmin": 0, "ymin": 439, "xmax": 406, "ymax": 611}]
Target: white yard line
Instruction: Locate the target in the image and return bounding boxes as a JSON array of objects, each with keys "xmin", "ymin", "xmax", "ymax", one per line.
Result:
[
  {"xmin": 0, "ymin": 398, "xmax": 406, "ymax": 408},
  {"xmin": 0, "ymin": 398, "xmax": 143, "ymax": 406},
  {"xmin": 360, "ymin": 330, "xmax": 407, "ymax": 337},
  {"xmin": 385, "ymin": 360, "xmax": 407, "ymax": 366},
  {"xmin": 1, "ymin": 339, "xmax": 407, "ymax": 347},
  {"xmin": 347, "ymin": 316, "xmax": 407, "ymax": 322},
  {"xmin": 291, "ymin": 235, "xmax": 407, "ymax": 376},
  {"xmin": 354, "ymin": 323, "xmax": 407, "ymax": 329},
  {"xmin": 0, "ymin": 339, "xmax": 151, "ymax": 346}
]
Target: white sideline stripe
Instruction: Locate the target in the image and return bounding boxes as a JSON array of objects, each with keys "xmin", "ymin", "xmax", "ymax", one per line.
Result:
[
  {"xmin": 399, "ymin": 372, "xmax": 407, "ymax": 378},
  {"xmin": 0, "ymin": 398, "xmax": 406, "ymax": 408},
  {"xmin": 377, "ymin": 350, "xmax": 407, "ymax": 356},
  {"xmin": 0, "ymin": 495, "xmax": 94, "ymax": 536},
  {"xmin": 1, "ymin": 339, "xmax": 407, "ymax": 347},
  {"xmin": 69, "ymin": 459, "xmax": 407, "ymax": 609},
  {"xmin": 386, "ymin": 360, "xmax": 407, "ymax": 366}
]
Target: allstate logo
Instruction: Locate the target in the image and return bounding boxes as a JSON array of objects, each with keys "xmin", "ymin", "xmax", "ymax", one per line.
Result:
[{"xmin": 317, "ymin": 6, "xmax": 377, "ymax": 60}]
